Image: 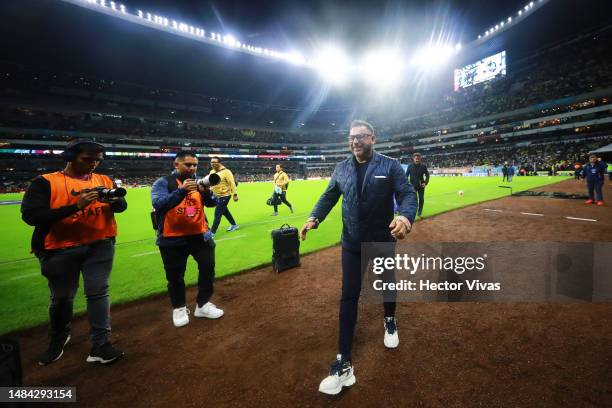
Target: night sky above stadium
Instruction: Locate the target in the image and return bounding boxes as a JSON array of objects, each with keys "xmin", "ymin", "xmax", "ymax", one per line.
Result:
[{"xmin": 1, "ymin": 0, "xmax": 611, "ymax": 109}]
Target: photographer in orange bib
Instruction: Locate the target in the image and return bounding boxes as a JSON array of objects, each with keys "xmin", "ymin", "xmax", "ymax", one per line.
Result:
[{"xmin": 21, "ymin": 140, "xmax": 127, "ymax": 366}]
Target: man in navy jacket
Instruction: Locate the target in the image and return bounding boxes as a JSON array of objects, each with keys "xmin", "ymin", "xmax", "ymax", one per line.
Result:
[
  {"xmin": 301, "ymin": 120, "xmax": 417, "ymax": 395},
  {"xmin": 582, "ymin": 154, "xmax": 607, "ymax": 206}
]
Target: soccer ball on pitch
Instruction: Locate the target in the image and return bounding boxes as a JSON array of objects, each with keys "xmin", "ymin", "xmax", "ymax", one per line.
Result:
[{"xmin": 458, "ymin": 190, "xmax": 464, "ymax": 196}]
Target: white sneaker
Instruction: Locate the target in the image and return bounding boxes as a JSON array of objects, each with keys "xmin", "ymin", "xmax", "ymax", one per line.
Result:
[
  {"xmin": 384, "ymin": 317, "xmax": 399, "ymax": 348},
  {"xmin": 318, "ymin": 354, "xmax": 356, "ymax": 395},
  {"xmin": 173, "ymin": 306, "xmax": 190, "ymax": 327},
  {"xmin": 194, "ymin": 302, "xmax": 224, "ymax": 319}
]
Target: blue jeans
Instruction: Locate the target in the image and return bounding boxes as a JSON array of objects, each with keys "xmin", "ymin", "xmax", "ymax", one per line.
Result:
[
  {"xmin": 38, "ymin": 239, "xmax": 114, "ymax": 347},
  {"xmin": 211, "ymin": 195, "xmax": 236, "ymax": 233}
]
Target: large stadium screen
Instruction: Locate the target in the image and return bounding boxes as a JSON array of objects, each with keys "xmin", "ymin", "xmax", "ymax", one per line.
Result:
[{"xmin": 454, "ymin": 51, "xmax": 506, "ymax": 91}]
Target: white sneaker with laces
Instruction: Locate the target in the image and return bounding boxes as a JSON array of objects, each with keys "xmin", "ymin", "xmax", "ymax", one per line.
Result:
[
  {"xmin": 194, "ymin": 302, "xmax": 224, "ymax": 319},
  {"xmin": 384, "ymin": 317, "xmax": 399, "ymax": 348},
  {"xmin": 318, "ymin": 354, "xmax": 356, "ymax": 395},
  {"xmin": 173, "ymin": 306, "xmax": 190, "ymax": 327}
]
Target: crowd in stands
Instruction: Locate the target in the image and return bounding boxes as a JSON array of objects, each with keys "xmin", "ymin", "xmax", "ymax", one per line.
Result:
[
  {"xmin": 383, "ymin": 28, "xmax": 612, "ymax": 137},
  {"xmin": 423, "ymin": 135, "xmax": 612, "ymax": 173}
]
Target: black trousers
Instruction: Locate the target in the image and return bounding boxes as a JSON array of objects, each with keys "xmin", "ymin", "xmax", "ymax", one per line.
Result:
[
  {"xmin": 339, "ymin": 248, "xmax": 396, "ymax": 360},
  {"xmin": 38, "ymin": 239, "xmax": 114, "ymax": 347},
  {"xmin": 159, "ymin": 235, "xmax": 216, "ymax": 308},
  {"xmin": 211, "ymin": 195, "xmax": 236, "ymax": 233},
  {"xmin": 415, "ymin": 188, "xmax": 425, "ymax": 216},
  {"xmin": 587, "ymin": 181, "xmax": 603, "ymax": 201},
  {"xmin": 273, "ymin": 191, "xmax": 292, "ymax": 212}
]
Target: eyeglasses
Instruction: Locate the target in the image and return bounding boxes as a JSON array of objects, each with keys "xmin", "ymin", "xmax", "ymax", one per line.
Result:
[{"xmin": 348, "ymin": 133, "xmax": 373, "ymax": 143}]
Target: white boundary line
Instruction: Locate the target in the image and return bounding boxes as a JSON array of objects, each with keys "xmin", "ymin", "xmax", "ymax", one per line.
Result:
[
  {"xmin": 483, "ymin": 208, "xmax": 503, "ymax": 212},
  {"xmin": 565, "ymin": 216, "xmax": 597, "ymax": 222},
  {"xmin": 8, "ymin": 272, "xmax": 40, "ymax": 281},
  {"xmin": 131, "ymin": 234, "xmax": 247, "ymax": 257},
  {"xmin": 520, "ymin": 212, "xmax": 544, "ymax": 216}
]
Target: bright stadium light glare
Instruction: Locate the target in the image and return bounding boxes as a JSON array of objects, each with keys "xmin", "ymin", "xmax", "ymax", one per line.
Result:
[
  {"xmin": 359, "ymin": 50, "xmax": 405, "ymax": 87},
  {"xmin": 507, "ymin": 17, "xmax": 512, "ymax": 22},
  {"xmin": 455, "ymin": 43, "xmax": 462, "ymax": 51},
  {"xmin": 529, "ymin": 1, "xmax": 534, "ymax": 6},
  {"xmin": 410, "ymin": 45, "xmax": 455, "ymax": 68},
  {"xmin": 312, "ymin": 47, "xmax": 352, "ymax": 86},
  {"xmin": 518, "ymin": 10, "xmax": 523, "ymax": 15}
]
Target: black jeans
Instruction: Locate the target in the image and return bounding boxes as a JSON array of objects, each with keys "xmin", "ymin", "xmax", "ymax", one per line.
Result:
[
  {"xmin": 339, "ymin": 247, "xmax": 396, "ymax": 360},
  {"xmin": 38, "ymin": 239, "xmax": 114, "ymax": 347},
  {"xmin": 273, "ymin": 191, "xmax": 292, "ymax": 212},
  {"xmin": 159, "ymin": 235, "xmax": 216, "ymax": 308},
  {"xmin": 211, "ymin": 195, "xmax": 236, "ymax": 233}
]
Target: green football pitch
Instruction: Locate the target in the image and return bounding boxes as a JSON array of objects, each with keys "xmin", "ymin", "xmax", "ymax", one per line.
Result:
[{"xmin": 0, "ymin": 176, "xmax": 568, "ymax": 334}]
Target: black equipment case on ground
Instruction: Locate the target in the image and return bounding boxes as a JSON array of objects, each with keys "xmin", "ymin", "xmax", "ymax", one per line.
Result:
[
  {"xmin": 271, "ymin": 224, "xmax": 301, "ymax": 272},
  {"xmin": 0, "ymin": 338, "xmax": 22, "ymax": 387}
]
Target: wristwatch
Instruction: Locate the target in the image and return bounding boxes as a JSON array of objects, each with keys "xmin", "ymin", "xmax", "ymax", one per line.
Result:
[{"xmin": 307, "ymin": 216, "xmax": 320, "ymax": 227}]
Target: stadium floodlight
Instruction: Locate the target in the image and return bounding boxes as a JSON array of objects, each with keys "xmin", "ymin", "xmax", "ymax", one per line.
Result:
[
  {"xmin": 495, "ymin": 24, "xmax": 499, "ymax": 30},
  {"xmin": 455, "ymin": 43, "xmax": 462, "ymax": 51},
  {"xmin": 478, "ymin": 35, "xmax": 482, "ymax": 39},
  {"xmin": 524, "ymin": 5, "xmax": 529, "ymax": 11},
  {"xmin": 518, "ymin": 10, "xmax": 523, "ymax": 15},
  {"xmin": 358, "ymin": 50, "xmax": 405, "ymax": 87},
  {"xmin": 312, "ymin": 47, "xmax": 352, "ymax": 85},
  {"xmin": 507, "ymin": 17, "xmax": 512, "ymax": 22},
  {"xmin": 500, "ymin": 21, "xmax": 504, "ymax": 27},
  {"xmin": 529, "ymin": 1, "xmax": 534, "ymax": 6},
  {"xmin": 223, "ymin": 35, "xmax": 237, "ymax": 47}
]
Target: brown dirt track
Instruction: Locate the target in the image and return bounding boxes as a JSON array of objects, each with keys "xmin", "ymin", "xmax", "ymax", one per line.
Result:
[{"xmin": 11, "ymin": 179, "xmax": 612, "ymax": 407}]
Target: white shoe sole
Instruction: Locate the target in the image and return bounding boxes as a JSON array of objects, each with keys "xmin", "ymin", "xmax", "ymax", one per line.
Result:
[
  {"xmin": 194, "ymin": 309, "xmax": 224, "ymax": 319},
  {"xmin": 319, "ymin": 374, "xmax": 356, "ymax": 395},
  {"xmin": 86, "ymin": 354, "xmax": 123, "ymax": 364},
  {"xmin": 173, "ymin": 318, "xmax": 189, "ymax": 327}
]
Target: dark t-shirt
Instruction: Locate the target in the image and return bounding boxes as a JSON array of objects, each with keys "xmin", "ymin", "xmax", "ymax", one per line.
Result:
[{"xmin": 356, "ymin": 160, "xmax": 369, "ymax": 198}]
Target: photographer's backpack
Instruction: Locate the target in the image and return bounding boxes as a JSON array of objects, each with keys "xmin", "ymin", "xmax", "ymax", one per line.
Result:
[
  {"xmin": 271, "ymin": 224, "xmax": 300, "ymax": 272},
  {"xmin": 0, "ymin": 338, "xmax": 22, "ymax": 387}
]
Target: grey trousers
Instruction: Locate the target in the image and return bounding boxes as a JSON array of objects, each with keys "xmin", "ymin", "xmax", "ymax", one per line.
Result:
[{"xmin": 38, "ymin": 239, "xmax": 114, "ymax": 347}]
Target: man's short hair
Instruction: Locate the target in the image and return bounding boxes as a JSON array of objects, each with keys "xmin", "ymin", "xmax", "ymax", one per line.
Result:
[
  {"xmin": 589, "ymin": 154, "xmax": 597, "ymax": 159},
  {"xmin": 413, "ymin": 153, "xmax": 422, "ymax": 158},
  {"xmin": 175, "ymin": 151, "xmax": 197, "ymax": 161},
  {"xmin": 210, "ymin": 156, "xmax": 222, "ymax": 163},
  {"xmin": 350, "ymin": 120, "xmax": 375, "ymax": 135}
]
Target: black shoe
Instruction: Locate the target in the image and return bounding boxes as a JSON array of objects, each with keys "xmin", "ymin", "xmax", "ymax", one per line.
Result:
[
  {"xmin": 86, "ymin": 342, "xmax": 124, "ymax": 364},
  {"xmin": 38, "ymin": 334, "xmax": 71, "ymax": 366}
]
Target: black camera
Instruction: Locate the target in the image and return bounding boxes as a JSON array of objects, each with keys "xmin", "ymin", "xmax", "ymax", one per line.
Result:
[{"xmin": 71, "ymin": 186, "xmax": 127, "ymax": 199}]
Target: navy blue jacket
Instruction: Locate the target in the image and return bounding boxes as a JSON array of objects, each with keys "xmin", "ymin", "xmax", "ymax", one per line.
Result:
[
  {"xmin": 151, "ymin": 172, "xmax": 217, "ymax": 247},
  {"xmin": 582, "ymin": 162, "xmax": 607, "ymax": 183},
  {"xmin": 310, "ymin": 151, "xmax": 417, "ymax": 251}
]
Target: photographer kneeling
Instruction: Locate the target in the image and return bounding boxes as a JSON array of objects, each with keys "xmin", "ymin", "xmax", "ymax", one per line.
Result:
[{"xmin": 21, "ymin": 140, "xmax": 127, "ymax": 366}]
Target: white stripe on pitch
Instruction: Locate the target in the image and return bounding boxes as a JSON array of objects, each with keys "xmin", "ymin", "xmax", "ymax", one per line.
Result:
[
  {"xmin": 520, "ymin": 212, "xmax": 544, "ymax": 217},
  {"xmin": 131, "ymin": 234, "xmax": 247, "ymax": 257},
  {"xmin": 565, "ymin": 216, "xmax": 597, "ymax": 222},
  {"xmin": 483, "ymin": 209, "xmax": 503, "ymax": 212}
]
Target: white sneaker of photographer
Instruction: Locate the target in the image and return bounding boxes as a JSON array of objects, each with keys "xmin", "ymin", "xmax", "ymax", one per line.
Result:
[
  {"xmin": 173, "ymin": 306, "xmax": 190, "ymax": 327},
  {"xmin": 194, "ymin": 302, "xmax": 224, "ymax": 319}
]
